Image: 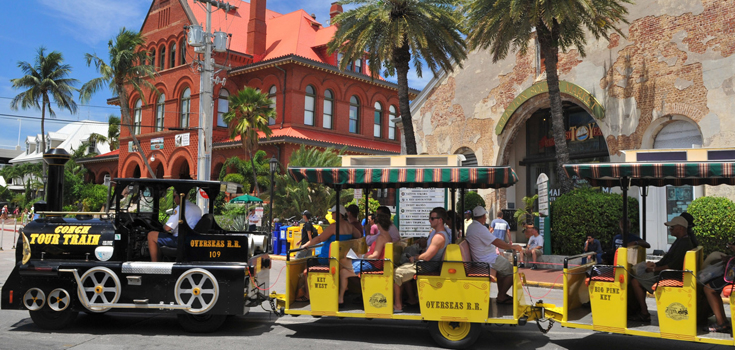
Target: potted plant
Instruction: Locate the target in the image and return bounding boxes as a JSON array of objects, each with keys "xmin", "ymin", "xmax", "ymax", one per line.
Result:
[{"xmin": 514, "ymin": 194, "xmax": 540, "ymax": 229}]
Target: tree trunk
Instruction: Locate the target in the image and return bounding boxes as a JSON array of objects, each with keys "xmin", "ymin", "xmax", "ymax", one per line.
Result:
[
  {"xmin": 118, "ymin": 87, "xmax": 156, "ymax": 178},
  {"xmin": 248, "ymin": 149, "xmax": 260, "ymax": 196},
  {"xmin": 537, "ymin": 21, "xmax": 574, "ymax": 194},
  {"xmin": 393, "ymin": 40, "xmax": 418, "ymax": 155},
  {"xmin": 41, "ymin": 94, "xmax": 48, "ymax": 200}
]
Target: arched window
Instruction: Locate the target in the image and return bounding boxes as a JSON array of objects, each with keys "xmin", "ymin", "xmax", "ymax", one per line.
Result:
[
  {"xmin": 373, "ymin": 102, "xmax": 383, "ymax": 138},
  {"xmin": 150, "ymin": 48, "xmax": 156, "ymax": 67},
  {"xmin": 155, "ymin": 93, "xmax": 165, "ymax": 132},
  {"xmin": 180, "ymin": 39, "xmax": 186, "ymax": 64},
  {"xmin": 170, "ymin": 42, "xmax": 177, "ymax": 68},
  {"xmin": 388, "ymin": 105, "xmax": 397, "ymax": 140},
  {"xmin": 355, "ymin": 58, "xmax": 362, "ymax": 73},
  {"xmin": 323, "ymin": 89, "xmax": 333, "ymax": 129},
  {"xmin": 180, "ymin": 88, "xmax": 191, "ymax": 128},
  {"xmin": 654, "ymin": 120, "xmax": 703, "ymax": 149},
  {"xmin": 217, "ymin": 89, "xmax": 229, "ymax": 127},
  {"xmin": 268, "ymin": 85, "xmax": 277, "ymax": 125},
  {"xmin": 133, "ymin": 98, "xmax": 142, "ymax": 135},
  {"xmin": 304, "ymin": 85, "xmax": 316, "ymax": 126},
  {"xmin": 159, "ymin": 45, "xmax": 166, "ymax": 70},
  {"xmin": 349, "ymin": 96, "xmax": 360, "ymax": 134}
]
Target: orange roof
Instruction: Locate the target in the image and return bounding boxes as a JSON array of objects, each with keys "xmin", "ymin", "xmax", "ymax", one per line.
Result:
[
  {"xmin": 95, "ymin": 149, "xmax": 120, "ymax": 158},
  {"xmin": 219, "ymin": 127, "xmax": 400, "ymax": 153}
]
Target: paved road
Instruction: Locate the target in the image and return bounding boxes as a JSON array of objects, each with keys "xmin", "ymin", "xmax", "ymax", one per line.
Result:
[{"xmin": 0, "ymin": 233, "xmax": 731, "ymax": 349}]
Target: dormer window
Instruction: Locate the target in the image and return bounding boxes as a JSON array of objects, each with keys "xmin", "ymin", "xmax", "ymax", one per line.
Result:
[
  {"xmin": 25, "ymin": 141, "xmax": 30, "ymax": 155},
  {"xmin": 88, "ymin": 140, "xmax": 96, "ymax": 154},
  {"xmin": 46, "ymin": 136, "xmax": 51, "ymax": 151}
]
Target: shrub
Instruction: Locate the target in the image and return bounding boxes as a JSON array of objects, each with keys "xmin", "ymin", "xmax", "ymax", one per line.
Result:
[
  {"xmin": 687, "ymin": 196, "xmax": 735, "ymax": 256},
  {"xmin": 550, "ymin": 187, "xmax": 638, "ymax": 256},
  {"xmin": 457, "ymin": 191, "xmax": 486, "ymax": 212}
]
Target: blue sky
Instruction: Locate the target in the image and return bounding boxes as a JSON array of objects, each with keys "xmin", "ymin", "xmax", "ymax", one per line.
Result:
[{"xmin": 0, "ymin": 0, "xmax": 433, "ymax": 152}]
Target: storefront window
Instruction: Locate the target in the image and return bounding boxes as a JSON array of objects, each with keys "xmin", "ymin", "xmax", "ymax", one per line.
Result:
[{"xmin": 666, "ymin": 186, "xmax": 694, "ymax": 244}]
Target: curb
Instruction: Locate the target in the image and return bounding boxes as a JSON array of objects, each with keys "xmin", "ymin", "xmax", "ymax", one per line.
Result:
[
  {"xmin": 269, "ymin": 254, "xmax": 288, "ymax": 261},
  {"xmin": 523, "ymin": 281, "xmax": 563, "ymax": 290}
]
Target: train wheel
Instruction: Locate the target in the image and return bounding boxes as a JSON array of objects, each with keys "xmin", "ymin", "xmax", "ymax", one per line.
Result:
[
  {"xmin": 29, "ymin": 305, "xmax": 78, "ymax": 330},
  {"xmin": 78, "ymin": 267, "xmax": 121, "ymax": 313},
  {"xmin": 175, "ymin": 269, "xmax": 220, "ymax": 314},
  {"xmin": 23, "ymin": 288, "xmax": 46, "ymax": 311},
  {"xmin": 177, "ymin": 313, "xmax": 226, "ymax": 333},
  {"xmin": 429, "ymin": 321, "xmax": 482, "ymax": 349}
]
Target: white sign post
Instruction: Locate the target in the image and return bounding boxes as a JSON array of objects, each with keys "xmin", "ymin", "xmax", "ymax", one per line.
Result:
[{"xmin": 537, "ymin": 173, "xmax": 549, "ymax": 255}]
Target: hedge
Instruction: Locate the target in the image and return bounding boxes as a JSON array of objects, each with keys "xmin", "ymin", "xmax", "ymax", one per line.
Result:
[
  {"xmin": 550, "ymin": 187, "xmax": 638, "ymax": 256},
  {"xmin": 457, "ymin": 191, "xmax": 486, "ymax": 213},
  {"xmin": 687, "ymin": 196, "xmax": 735, "ymax": 256}
]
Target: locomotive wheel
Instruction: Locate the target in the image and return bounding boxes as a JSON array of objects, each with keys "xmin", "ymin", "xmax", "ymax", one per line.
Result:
[
  {"xmin": 29, "ymin": 305, "xmax": 78, "ymax": 330},
  {"xmin": 175, "ymin": 269, "xmax": 220, "ymax": 314},
  {"xmin": 429, "ymin": 321, "xmax": 482, "ymax": 349},
  {"xmin": 78, "ymin": 267, "xmax": 121, "ymax": 312},
  {"xmin": 23, "ymin": 288, "xmax": 46, "ymax": 311},
  {"xmin": 48, "ymin": 289, "xmax": 71, "ymax": 312},
  {"xmin": 176, "ymin": 313, "xmax": 227, "ymax": 333}
]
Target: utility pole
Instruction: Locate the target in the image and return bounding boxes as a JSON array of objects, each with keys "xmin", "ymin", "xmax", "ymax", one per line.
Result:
[{"xmin": 187, "ymin": 0, "xmax": 232, "ymax": 212}]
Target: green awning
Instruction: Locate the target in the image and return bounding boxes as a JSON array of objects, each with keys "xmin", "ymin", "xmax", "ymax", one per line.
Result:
[
  {"xmin": 288, "ymin": 166, "xmax": 518, "ymax": 189},
  {"xmin": 563, "ymin": 162, "xmax": 735, "ymax": 187},
  {"xmin": 229, "ymin": 194, "xmax": 263, "ymax": 204}
]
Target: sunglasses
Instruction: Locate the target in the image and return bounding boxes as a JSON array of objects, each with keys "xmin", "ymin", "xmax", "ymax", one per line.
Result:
[{"xmin": 429, "ymin": 216, "xmax": 441, "ymax": 221}]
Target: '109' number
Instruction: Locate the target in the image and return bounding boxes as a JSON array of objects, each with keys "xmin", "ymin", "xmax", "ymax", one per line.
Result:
[{"xmin": 209, "ymin": 251, "xmax": 221, "ymax": 258}]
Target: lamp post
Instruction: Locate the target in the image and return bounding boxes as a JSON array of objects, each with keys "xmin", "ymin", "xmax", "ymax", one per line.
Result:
[{"xmin": 268, "ymin": 156, "xmax": 278, "ymax": 253}]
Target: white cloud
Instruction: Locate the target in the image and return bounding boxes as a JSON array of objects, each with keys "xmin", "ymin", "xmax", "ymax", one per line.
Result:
[{"xmin": 37, "ymin": 0, "xmax": 150, "ymax": 45}]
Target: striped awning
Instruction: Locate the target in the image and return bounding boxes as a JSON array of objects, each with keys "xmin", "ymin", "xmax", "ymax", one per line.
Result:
[
  {"xmin": 288, "ymin": 166, "xmax": 518, "ymax": 189},
  {"xmin": 563, "ymin": 162, "xmax": 735, "ymax": 187}
]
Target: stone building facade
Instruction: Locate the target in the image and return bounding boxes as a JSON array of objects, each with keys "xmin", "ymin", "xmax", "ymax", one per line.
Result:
[{"xmin": 411, "ymin": 0, "xmax": 735, "ymax": 249}]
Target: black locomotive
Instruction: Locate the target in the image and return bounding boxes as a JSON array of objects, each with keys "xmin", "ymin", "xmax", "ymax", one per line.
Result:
[{"xmin": 1, "ymin": 149, "xmax": 272, "ymax": 332}]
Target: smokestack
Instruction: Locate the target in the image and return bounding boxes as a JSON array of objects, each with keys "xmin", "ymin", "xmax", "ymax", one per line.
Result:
[
  {"xmin": 43, "ymin": 148, "xmax": 70, "ymax": 212},
  {"xmin": 330, "ymin": 2, "xmax": 343, "ymax": 21},
  {"xmin": 247, "ymin": 0, "xmax": 267, "ymax": 57}
]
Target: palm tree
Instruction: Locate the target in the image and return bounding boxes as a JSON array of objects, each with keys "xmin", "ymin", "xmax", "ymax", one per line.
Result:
[
  {"xmin": 107, "ymin": 115, "xmax": 121, "ymax": 151},
  {"xmin": 79, "ymin": 27, "xmax": 158, "ymax": 177},
  {"xmin": 328, "ymin": 0, "xmax": 467, "ymax": 155},
  {"xmin": 10, "ymin": 46, "xmax": 79, "ymax": 177},
  {"xmin": 223, "ymin": 87, "xmax": 275, "ymax": 196},
  {"xmin": 466, "ymin": 0, "xmax": 631, "ymax": 193}
]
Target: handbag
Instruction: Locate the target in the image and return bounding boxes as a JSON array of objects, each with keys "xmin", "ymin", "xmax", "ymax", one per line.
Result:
[
  {"xmin": 724, "ymin": 257, "xmax": 735, "ymax": 284},
  {"xmin": 698, "ymin": 261, "xmax": 725, "ymax": 284}
]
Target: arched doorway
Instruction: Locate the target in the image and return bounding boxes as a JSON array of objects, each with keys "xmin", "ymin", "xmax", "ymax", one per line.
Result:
[
  {"xmin": 154, "ymin": 163, "xmax": 165, "ymax": 179},
  {"xmin": 455, "ymin": 147, "xmax": 478, "ymax": 166},
  {"xmin": 177, "ymin": 161, "xmax": 191, "ymax": 180},
  {"xmin": 132, "ymin": 165, "xmax": 141, "ymax": 178}
]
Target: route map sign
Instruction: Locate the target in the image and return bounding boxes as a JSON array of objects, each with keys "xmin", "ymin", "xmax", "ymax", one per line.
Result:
[{"xmin": 398, "ymin": 188, "xmax": 445, "ymax": 238}]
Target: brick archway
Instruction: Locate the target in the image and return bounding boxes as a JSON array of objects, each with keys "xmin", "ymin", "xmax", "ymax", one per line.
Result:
[
  {"xmin": 168, "ymin": 149, "xmax": 194, "ymax": 179},
  {"xmin": 122, "ymin": 155, "xmax": 145, "ymax": 178}
]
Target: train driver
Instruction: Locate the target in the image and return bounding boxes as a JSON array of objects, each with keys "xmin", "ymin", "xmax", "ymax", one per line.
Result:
[{"xmin": 147, "ymin": 189, "xmax": 202, "ymax": 262}]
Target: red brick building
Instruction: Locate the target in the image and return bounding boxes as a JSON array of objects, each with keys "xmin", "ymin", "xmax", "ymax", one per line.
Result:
[{"xmin": 80, "ymin": 0, "xmax": 414, "ymax": 184}]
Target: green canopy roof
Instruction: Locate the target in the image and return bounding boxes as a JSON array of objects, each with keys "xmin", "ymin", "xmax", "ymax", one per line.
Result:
[
  {"xmin": 229, "ymin": 194, "xmax": 263, "ymax": 203},
  {"xmin": 287, "ymin": 166, "xmax": 518, "ymax": 189},
  {"xmin": 563, "ymin": 162, "xmax": 735, "ymax": 187}
]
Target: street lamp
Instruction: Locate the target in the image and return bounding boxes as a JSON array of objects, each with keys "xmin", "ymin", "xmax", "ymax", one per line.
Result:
[{"xmin": 268, "ymin": 156, "xmax": 279, "ymax": 253}]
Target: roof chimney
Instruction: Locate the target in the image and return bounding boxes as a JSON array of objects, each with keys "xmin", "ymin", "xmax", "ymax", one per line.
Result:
[
  {"xmin": 329, "ymin": 2, "xmax": 343, "ymax": 21},
  {"xmin": 247, "ymin": 0, "xmax": 267, "ymax": 58}
]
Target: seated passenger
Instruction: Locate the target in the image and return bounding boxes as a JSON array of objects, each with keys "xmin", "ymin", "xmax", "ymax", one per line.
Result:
[
  {"xmin": 701, "ymin": 242, "xmax": 735, "ymax": 333},
  {"xmin": 465, "ymin": 206, "xmax": 522, "ymax": 304},
  {"xmin": 377, "ymin": 206, "xmax": 401, "ymax": 243},
  {"xmin": 613, "ymin": 218, "xmax": 651, "ymax": 249},
  {"xmin": 393, "ymin": 207, "xmax": 450, "ymax": 313},
  {"xmin": 299, "ymin": 205, "xmax": 361, "ymax": 250},
  {"xmin": 338, "ymin": 213, "xmax": 393, "ymax": 304},
  {"xmin": 629, "ymin": 216, "xmax": 693, "ymax": 323},
  {"xmin": 346, "ymin": 204, "xmax": 364, "ymax": 237},
  {"xmin": 147, "ymin": 190, "xmax": 202, "ymax": 262},
  {"xmin": 365, "ymin": 213, "xmax": 379, "ymax": 246}
]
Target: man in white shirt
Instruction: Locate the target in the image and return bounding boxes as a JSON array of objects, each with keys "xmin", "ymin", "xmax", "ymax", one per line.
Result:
[
  {"xmin": 147, "ymin": 190, "xmax": 203, "ymax": 262},
  {"xmin": 465, "ymin": 206, "xmax": 521, "ymax": 304},
  {"xmin": 521, "ymin": 227, "xmax": 544, "ymax": 269}
]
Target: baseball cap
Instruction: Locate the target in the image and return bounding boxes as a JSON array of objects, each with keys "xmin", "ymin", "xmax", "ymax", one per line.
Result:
[
  {"xmin": 302, "ymin": 210, "xmax": 312, "ymax": 219},
  {"xmin": 664, "ymin": 216, "xmax": 688, "ymax": 228},
  {"xmin": 464, "ymin": 210, "xmax": 472, "ymax": 215},
  {"xmin": 329, "ymin": 205, "xmax": 347, "ymax": 215},
  {"xmin": 472, "ymin": 206, "xmax": 487, "ymax": 217}
]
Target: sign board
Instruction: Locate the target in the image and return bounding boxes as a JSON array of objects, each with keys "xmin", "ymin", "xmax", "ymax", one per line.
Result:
[
  {"xmin": 175, "ymin": 133, "xmax": 190, "ymax": 147},
  {"xmin": 225, "ymin": 182, "xmax": 238, "ymax": 194},
  {"xmin": 255, "ymin": 207, "xmax": 264, "ymax": 227},
  {"xmin": 537, "ymin": 173, "xmax": 549, "ymax": 216},
  {"xmin": 354, "ymin": 188, "xmax": 363, "ymax": 200},
  {"xmin": 151, "ymin": 137, "xmax": 164, "ymax": 150},
  {"xmin": 398, "ymin": 188, "xmax": 445, "ymax": 238},
  {"xmin": 128, "ymin": 141, "xmax": 140, "ymax": 153}
]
